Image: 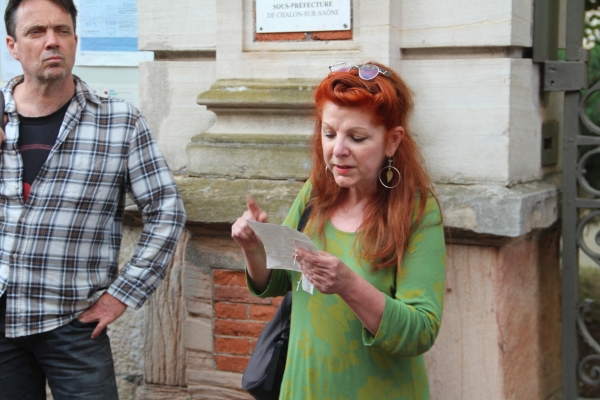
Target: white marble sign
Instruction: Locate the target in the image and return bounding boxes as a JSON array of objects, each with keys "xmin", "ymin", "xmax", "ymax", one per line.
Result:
[{"xmin": 256, "ymin": 0, "xmax": 351, "ymax": 33}]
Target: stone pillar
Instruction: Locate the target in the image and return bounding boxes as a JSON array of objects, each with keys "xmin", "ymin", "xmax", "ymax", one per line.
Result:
[
  {"xmin": 397, "ymin": 3, "xmax": 563, "ymax": 398},
  {"xmin": 425, "ymin": 228, "xmax": 561, "ymax": 400},
  {"xmin": 136, "ymin": 1, "xmax": 563, "ymax": 399},
  {"xmin": 142, "ymin": 230, "xmax": 188, "ymax": 388}
]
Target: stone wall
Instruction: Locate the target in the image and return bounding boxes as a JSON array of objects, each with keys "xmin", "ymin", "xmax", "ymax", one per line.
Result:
[
  {"xmin": 425, "ymin": 229, "xmax": 562, "ymax": 400},
  {"xmin": 116, "ymin": 218, "xmax": 562, "ymax": 400}
]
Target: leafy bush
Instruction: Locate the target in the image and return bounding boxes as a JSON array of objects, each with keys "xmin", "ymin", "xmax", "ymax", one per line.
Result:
[
  {"xmin": 578, "ymin": 267, "xmax": 600, "ymax": 398},
  {"xmin": 580, "ymin": 36, "xmax": 600, "ymax": 188}
]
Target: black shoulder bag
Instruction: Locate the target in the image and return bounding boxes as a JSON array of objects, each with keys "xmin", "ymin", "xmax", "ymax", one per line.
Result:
[{"xmin": 241, "ymin": 205, "xmax": 312, "ymax": 400}]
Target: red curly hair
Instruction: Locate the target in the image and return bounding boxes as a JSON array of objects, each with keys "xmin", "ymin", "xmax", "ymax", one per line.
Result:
[{"xmin": 306, "ymin": 61, "xmax": 437, "ymax": 270}]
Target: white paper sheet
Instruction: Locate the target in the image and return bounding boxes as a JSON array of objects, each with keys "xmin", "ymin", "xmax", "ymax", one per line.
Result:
[
  {"xmin": 76, "ymin": 0, "xmax": 153, "ymax": 66},
  {"xmin": 246, "ymin": 220, "xmax": 317, "ymax": 294}
]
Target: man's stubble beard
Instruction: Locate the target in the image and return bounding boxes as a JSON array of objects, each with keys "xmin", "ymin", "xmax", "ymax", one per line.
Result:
[
  {"xmin": 35, "ymin": 63, "xmax": 72, "ymax": 84},
  {"xmin": 41, "ymin": 69, "xmax": 69, "ymax": 82}
]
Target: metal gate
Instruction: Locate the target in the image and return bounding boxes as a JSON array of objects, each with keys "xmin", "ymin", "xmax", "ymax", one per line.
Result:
[{"xmin": 536, "ymin": 0, "xmax": 600, "ymax": 398}]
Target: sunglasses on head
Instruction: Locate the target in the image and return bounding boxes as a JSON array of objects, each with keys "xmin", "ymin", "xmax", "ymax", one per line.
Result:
[{"xmin": 329, "ymin": 61, "xmax": 392, "ymax": 80}]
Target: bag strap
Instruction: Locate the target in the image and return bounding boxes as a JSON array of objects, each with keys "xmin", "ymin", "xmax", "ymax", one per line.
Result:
[
  {"xmin": 264, "ymin": 335, "xmax": 285, "ymax": 390},
  {"xmin": 297, "ymin": 204, "xmax": 312, "ymax": 233}
]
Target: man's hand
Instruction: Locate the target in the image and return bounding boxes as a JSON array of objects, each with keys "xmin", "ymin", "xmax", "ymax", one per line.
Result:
[{"xmin": 77, "ymin": 293, "xmax": 128, "ymax": 339}]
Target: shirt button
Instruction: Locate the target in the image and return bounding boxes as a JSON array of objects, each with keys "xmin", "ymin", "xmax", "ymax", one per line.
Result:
[
  {"xmin": 13, "ymin": 185, "xmax": 18, "ymax": 190},
  {"xmin": 12, "ymin": 253, "xmax": 17, "ymax": 259},
  {"xmin": 20, "ymin": 218, "xmax": 26, "ymax": 223},
  {"xmin": 11, "ymin": 151, "xmax": 16, "ymax": 156}
]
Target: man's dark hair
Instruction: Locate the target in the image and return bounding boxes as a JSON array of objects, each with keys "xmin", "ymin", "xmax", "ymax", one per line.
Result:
[{"xmin": 4, "ymin": 0, "xmax": 78, "ymax": 39}]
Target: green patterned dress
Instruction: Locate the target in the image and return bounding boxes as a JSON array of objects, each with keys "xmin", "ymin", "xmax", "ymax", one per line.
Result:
[{"xmin": 248, "ymin": 181, "xmax": 446, "ymax": 400}]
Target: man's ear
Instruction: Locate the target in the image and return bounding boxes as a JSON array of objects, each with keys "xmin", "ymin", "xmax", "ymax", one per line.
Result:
[
  {"xmin": 386, "ymin": 126, "xmax": 404, "ymax": 157},
  {"xmin": 6, "ymin": 36, "xmax": 18, "ymax": 61}
]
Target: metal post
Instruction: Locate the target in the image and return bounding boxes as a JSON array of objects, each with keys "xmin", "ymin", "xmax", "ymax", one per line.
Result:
[
  {"xmin": 563, "ymin": 1, "xmax": 585, "ymax": 399},
  {"xmin": 562, "ymin": 90, "xmax": 581, "ymax": 400},
  {"xmin": 565, "ymin": 0, "xmax": 585, "ymax": 62}
]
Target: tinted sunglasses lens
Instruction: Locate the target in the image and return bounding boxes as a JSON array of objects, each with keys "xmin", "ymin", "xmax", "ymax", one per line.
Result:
[
  {"xmin": 359, "ymin": 64, "xmax": 379, "ymax": 80},
  {"xmin": 330, "ymin": 62, "xmax": 351, "ymax": 73}
]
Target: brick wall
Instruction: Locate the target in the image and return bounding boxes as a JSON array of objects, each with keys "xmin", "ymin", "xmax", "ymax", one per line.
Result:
[
  {"xmin": 213, "ymin": 269, "xmax": 283, "ymax": 373},
  {"xmin": 255, "ymin": 30, "xmax": 352, "ymax": 42}
]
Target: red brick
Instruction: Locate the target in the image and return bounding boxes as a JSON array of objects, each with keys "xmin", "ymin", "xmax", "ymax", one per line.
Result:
[
  {"xmin": 255, "ymin": 32, "xmax": 307, "ymax": 41},
  {"xmin": 215, "ymin": 337, "xmax": 251, "ymax": 355},
  {"xmin": 214, "ymin": 303, "xmax": 247, "ymax": 320},
  {"xmin": 313, "ymin": 30, "xmax": 353, "ymax": 40},
  {"xmin": 215, "ymin": 355, "xmax": 250, "ymax": 373},
  {"xmin": 215, "ymin": 320, "xmax": 265, "ymax": 337},
  {"xmin": 271, "ymin": 296, "xmax": 284, "ymax": 307},
  {"xmin": 214, "ymin": 270, "xmax": 246, "ymax": 286},
  {"xmin": 249, "ymin": 304, "xmax": 277, "ymax": 321},
  {"xmin": 214, "ymin": 285, "xmax": 271, "ymax": 305}
]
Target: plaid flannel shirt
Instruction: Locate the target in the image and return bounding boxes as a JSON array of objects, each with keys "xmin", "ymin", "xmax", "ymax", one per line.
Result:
[{"xmin": 0, "ymin": 76, "xmax": 186, "ymax": 337}]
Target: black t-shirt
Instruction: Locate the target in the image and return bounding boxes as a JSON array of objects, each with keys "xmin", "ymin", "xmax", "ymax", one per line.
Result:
[{"xmin": 17, "ymin": 100, "xmax": 71, "ymax": 201}]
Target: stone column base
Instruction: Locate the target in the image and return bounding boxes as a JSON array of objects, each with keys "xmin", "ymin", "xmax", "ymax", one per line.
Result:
[{"xmin": 425, "ymin": 226, "xmax": 562, "ymax": 400}]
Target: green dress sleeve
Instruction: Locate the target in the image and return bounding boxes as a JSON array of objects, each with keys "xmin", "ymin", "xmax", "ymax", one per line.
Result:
[
  {"xmin": 362, "ymin": 196, "xmax": 446, "ymax": 356},
  {"xmin": 245, "ymin": 181, "xmax": 313, "ymax": 298}
]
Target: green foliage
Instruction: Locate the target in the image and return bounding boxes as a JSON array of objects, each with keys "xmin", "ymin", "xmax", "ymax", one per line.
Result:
[
  {"xmin": 578, "ymin": 267, "xmax": 600, "ymax": 398},
  {"xmin": 581, "ymin": 34, "xmax": 600, "ymax": 189},
  {"xmin": 582, "ymin": 46, "xmax": 600, "ymax": 131},
  {"xmin": 579, "ymin": 267, "xmax": 600, "ymax": 327},
  {"xmin": 590, "ymin": 45, "xmax": 600, "ymax": 85}
]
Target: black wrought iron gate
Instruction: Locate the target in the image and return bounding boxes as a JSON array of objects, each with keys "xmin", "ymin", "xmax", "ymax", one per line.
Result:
[{"xmin": 536, "ymin": 0, "xmax": 600, "ymax": 398}]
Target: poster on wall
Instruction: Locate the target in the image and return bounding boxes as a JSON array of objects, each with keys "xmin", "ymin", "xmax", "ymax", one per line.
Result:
[
  {"xmin": 0, "ymin": 0, "xmax": 152, "ymax": 80},
  {"xmin": 76, "ymin": 0, "xmax": 153, "ymax": 66}
]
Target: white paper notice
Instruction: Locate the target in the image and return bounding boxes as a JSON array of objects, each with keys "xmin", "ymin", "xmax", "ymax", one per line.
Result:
[
  {"xmin": 80, "ymin": 0, "xmax": 138, "ymax": 52},
  {"xmin": 247, "ymin": 220, "xmax": 317, "ymax": 294},
  {"xmin": 76, "ymin": 0, "xmax": 153, "ymax": 66},
  {"xmin": 255, "ymin": 0, "xmax": 351, "ymax": 33}
]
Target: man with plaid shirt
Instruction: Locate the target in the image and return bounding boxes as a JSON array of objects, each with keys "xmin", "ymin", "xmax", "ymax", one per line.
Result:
[{"xmin": 0, "ymin": 0, "xmax": 186, "ymax": 398}]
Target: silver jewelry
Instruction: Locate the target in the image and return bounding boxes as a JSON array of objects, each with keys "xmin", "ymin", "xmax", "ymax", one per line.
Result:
[
  {"xmin": 379, "ymin": 158, "xmax": 401, "ymax": 189},
  {"xmin": 325, "ymin": 165, "xmax": 329, "ymax": 176}
]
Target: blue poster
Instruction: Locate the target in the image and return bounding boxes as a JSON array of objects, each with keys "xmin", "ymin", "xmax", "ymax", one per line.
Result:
[{"xmin": 79, "ymin": 0, "xmax": 138, "ymax": 52}]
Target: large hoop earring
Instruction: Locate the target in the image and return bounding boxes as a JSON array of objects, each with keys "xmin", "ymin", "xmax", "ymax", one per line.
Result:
[{"xmin": 379, "ymin": 158, "xmax": 401, "ymax": 189}]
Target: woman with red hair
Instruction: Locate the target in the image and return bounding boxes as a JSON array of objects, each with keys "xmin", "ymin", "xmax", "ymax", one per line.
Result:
[{"xmin": 232, "ymin": 61, "xmax": 446, "ymax": 399}]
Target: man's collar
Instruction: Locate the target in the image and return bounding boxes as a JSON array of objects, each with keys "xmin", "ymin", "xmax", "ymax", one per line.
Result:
[
  {"xmin": 72, "ymin": 75, "xmax": 103, "ymax": 107},
  {"xmin": 5, "ymin": 74, "xmax": 104, "ymax": 111}
]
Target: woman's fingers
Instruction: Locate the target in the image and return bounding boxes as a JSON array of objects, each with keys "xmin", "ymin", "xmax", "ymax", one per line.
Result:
[
  {"xmin": 232, "ymin": 214, "xmax": 261, "ymax": 249},
  {"xmin": 246, "ymin": 196, "xmax": 268, "ymax": 223},
  {"xmin": 295, "ymin": 248, "xmax": 313, "ymax": 261},
  {"xmin": 296, "ymin": 250, "xmax": 326, "ymax": 283},
  {"xmin": 295, "ymin": 249, "xmax": 331, "ymax": 269},
  {"xmin": 294, "ymin": 248, "xmax": 351, "ymax": 294},
  {"xmin": 232, "ymin": 196, "xmax": 268, "ymax": 250}
]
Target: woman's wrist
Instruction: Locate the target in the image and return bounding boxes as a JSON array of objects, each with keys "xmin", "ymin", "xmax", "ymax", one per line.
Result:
[
  {"xmin": 242, "ymin": 244, "xmax": 266, "ymax": 264},
  {"xmin": 337, "ymin": 268, "xmax": 359, "ymax": 298}
]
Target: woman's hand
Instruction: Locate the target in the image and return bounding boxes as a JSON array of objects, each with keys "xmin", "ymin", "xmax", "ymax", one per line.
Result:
[
  {"xmin": 295, "ymin": 247, "xmax": 386, "ymax": 335},
  {"xmin": 231, "ymin": 196, "xmax": 270, "ymax": 292},
  {"xmin": 294, "ymin": 248, "xmax": 354, "ymax": 296},
  {"xmin": 231, "ymin": 196, "xmax": 268, "ymax": 253}
]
